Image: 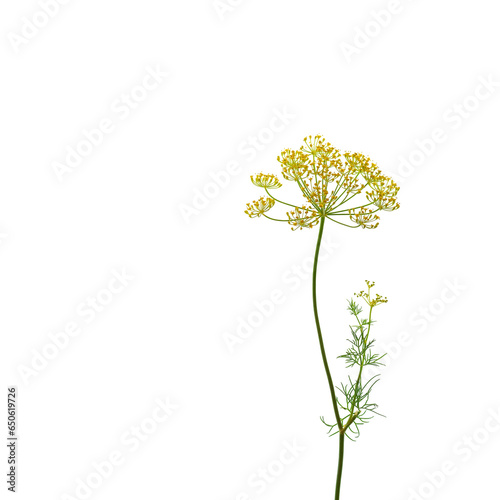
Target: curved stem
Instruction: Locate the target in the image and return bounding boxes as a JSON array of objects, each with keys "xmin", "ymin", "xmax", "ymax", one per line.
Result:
[
  {"xmin": 263, "ymin": 214, "xmax": 312, "ymax": 223},
  {"xmin": 325, "ymin": 215, "xmax": 360, "ymax": 229},
  {"xmin": 264, "ymin": 188, "xmax": 300, "ymax": 209},
  {"xmin": 312, "ymin": 216, "xmax": 345, "ymax": 499}
]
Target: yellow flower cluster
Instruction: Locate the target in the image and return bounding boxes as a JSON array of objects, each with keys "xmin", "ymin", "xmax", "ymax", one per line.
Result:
[
  {"xmin": 354, "ymin": 280, "xmax": 388, "ymax": 307},
  {"xmin": 244, "ymin": 197, "xmax": 275, "ymax": 218},
  {"xmin": 245, "ymin": 135, "xmax": 400, "ymax": 230},
  {"xmin": 366, "ymin": 177, "xmax": 400, "ymax": 212},
  {"xmin": 250, "ymin": 173, "xmax": 282, "ymax": 189},
  {"xmin": 348, "ymin": 207, "xmax": 380, "ymax": 229},
  {"xmin": 286, "ymin": 206, "xmax": 320, "ymax": 230}
]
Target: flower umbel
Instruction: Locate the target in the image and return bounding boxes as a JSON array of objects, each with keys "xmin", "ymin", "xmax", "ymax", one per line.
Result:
[
  {"xmin": 250, "ymin": 173, "xmax": 282, "ymax": 189},
  {"xmin": 354, "ymin": 280, "xmax": 388, "ymax": 308},
  {"xmin": 244, "ymin": 196, "xmax": 275, "ymax": 218},
  {"xmin": 245, "ymin": 135, "xmax": 400, "ymax": 230},
  {"xmin": 286, "ymin": 206, "xmax": 320, "ymax": 230}
]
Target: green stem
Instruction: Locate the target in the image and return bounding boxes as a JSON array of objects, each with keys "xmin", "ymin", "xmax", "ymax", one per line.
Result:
[
  {"xmin": 264, "ymin": 188, "xmax": 300, "ymax": 209},
  {"xmin": 312, "ymin": 215, "xmax": 345, "ymax": 499},
  {"xmin": 336, "ymin": 432, "xmax": 345, "ymax": 500},
  {"xmin": 348, "ymin": 307, "xmax": 373, "ymax": 417}
]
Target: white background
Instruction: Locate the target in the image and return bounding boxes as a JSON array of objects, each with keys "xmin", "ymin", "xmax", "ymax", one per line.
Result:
[{"xmin": 1, "ymin": 1, "xmax": 499, "ymax": 499}]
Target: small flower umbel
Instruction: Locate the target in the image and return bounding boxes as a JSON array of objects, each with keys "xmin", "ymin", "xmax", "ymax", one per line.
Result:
[
  {"xmin": 245, "ymin": 135, "xmax": 400, "ymax": 230},
  {"xmin": 244, "ymin": 197, "xmax": 275, "ymax": 218},
  {"xmin": 355, "ymin": 280, "xmax": 388, "ymax": 308}
]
